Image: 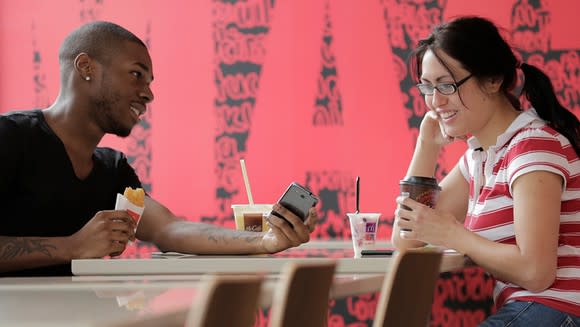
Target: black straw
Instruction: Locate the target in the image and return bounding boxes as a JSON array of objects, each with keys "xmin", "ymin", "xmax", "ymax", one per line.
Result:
[{"xmin": 355, "ymin": 176, "xmax": 360, "ymax": 214}]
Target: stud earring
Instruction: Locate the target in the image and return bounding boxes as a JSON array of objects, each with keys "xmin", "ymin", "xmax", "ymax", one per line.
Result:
[{"xmin": 85, "ymin": 76, "xmax": 91, "ymax": 81}]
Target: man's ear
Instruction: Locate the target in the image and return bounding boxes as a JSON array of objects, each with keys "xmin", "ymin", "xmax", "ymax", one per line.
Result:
[{"xmin": 73, "ymin": 53, "xmax": 93, "ymax": 81}]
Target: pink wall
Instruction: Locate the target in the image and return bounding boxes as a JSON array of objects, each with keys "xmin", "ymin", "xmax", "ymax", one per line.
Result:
[{"xmin": 1, "ymin": 0, "xmax": 579, "ymax": 242}]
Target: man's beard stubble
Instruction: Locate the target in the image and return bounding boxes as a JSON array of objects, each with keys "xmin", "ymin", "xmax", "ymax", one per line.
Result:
[{"xmin": 89, "ymin": 81, "xmax": 132, "ymax": 138}]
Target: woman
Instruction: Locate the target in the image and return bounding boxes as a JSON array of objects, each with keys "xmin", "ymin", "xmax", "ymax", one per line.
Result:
[{"xmin": 392, "ymin": 16, "xmax": 580, "ymax": 326}]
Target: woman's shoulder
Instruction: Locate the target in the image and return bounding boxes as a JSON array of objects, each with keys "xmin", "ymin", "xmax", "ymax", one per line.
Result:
[{"xmin": 509, "ymin": 122, "xmax": 574, "ymax": 153}]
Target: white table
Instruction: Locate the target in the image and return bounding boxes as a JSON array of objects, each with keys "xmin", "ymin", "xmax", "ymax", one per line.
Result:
[
  {"xmin": 0, "ymin": 241, "xmax": 466, "ymax": 326},
  {"xmin": 71, "ymin": 241, "xmax": 463, "ymax": 276}
]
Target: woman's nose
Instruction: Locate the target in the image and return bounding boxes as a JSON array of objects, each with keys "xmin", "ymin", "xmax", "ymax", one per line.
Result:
[{"xmin": 430, "ymin": 89, "xmax": 448, "ymax": 108}]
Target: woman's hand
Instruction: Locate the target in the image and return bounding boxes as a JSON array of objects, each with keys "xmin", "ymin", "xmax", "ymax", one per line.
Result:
[
  {"xmin": 395, "ymin": 195, "xmax": 464, "ymax": 248},
  {"xmin": 419, "ymin": 111, "xmax": 465, "ymax": 147}
]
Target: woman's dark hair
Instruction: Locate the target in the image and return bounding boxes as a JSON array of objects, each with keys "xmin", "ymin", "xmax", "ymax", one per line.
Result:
[{"xmin": 410, "ymin": 16, "xmax": 580, "ymax": 156}]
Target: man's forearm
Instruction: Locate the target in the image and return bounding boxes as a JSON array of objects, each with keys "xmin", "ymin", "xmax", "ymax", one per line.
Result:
[
  {"xmin": 0, "ymin": 236, "xmax": 71, "ymax": 273},
  {"xmin": 152, "ymin": 221, "xmax": 265, "ymax": 254}
]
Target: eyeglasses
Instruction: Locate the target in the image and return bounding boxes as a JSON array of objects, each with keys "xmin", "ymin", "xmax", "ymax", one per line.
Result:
[{"xmin": 416, "ymin": 74, "xmax": 473, "ymax": 96}]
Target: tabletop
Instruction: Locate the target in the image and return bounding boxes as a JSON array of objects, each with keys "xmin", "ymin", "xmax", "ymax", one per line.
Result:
[{"xmin": 0, "ymin": 241, "xmax": 466, "ymax": 327}]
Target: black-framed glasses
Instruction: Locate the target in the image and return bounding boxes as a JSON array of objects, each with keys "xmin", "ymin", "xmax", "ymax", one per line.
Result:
[{"xmin": 416, "ymin": 74, "xmax": 473, "ymax": 96}]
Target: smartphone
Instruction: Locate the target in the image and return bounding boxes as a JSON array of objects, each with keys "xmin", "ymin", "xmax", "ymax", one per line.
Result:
[
  {"xmin": 360, "ymin": 249, "xmax": 395, "ymax": 257},
  {"xmin": 271, "ymin": 182, "xmax": 318, "ymax": 225}
]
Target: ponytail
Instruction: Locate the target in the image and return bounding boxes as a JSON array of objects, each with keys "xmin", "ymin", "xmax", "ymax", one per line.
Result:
[{"xmin": 520, "ymin": 63, "xmax": 580, "ymax": 156}]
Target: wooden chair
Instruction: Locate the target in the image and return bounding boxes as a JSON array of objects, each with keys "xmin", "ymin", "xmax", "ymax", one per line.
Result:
[
  {"xmin": 372, "ymin": 248, "xmax": 443, "ymax": 327},
  {"xmin": 106, "ymin": 275, "xmax": 263, "ymax": 327},
  {"xmin": 105, "ymin": 310, "xmax": 188, "ymax": 327},
  {"xmin": 268, "ymin": 261, "xmax": 337, "ymax": 327},
  {"xmin": 185, "ymin": 274, "xmax": 264, "ymax": 327}
]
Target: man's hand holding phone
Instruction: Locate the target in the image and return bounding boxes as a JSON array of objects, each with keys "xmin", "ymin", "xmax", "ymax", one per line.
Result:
[
  {"xmin": 262, "ymin": 204, "xmax": 318, "ymax": 253},
  {"xmin": 260, "ymin": 182, "xmax": 319, "ymax": 253},
  {"xmin": 270, "ymin": 182, "xmax": 318, "ymax": 227}
]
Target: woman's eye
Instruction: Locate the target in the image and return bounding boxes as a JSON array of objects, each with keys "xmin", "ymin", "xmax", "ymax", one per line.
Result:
[{"xmin": 439, "ymin": 84, "xmax": 455, "ymax": 92}]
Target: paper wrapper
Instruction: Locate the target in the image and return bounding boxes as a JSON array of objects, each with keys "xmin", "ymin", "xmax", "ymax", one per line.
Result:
[
  {"xmin": 115, "ymin": 193, "xmax": 145, "ymax": 228},
  {"xmin": 116, "ymin": 290, "xmax": 146, "ymax": 311}
]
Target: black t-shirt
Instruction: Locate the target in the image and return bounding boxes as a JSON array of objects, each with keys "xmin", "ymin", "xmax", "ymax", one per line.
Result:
[{"xmin": 0, "ymin": 110, "xmax": 142, "ymax": 276}]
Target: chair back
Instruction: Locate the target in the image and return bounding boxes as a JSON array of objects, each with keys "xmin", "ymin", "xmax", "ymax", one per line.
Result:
[
  {"xmin": 186, "ymin": 274, "xmax": 264, "ymax": 327},
  {"xmin": 105, "ymin": 310, "xmax": 188, "ymax": 327},
  {"xmin": 372, "ymin": 248, "xmax": 443, "ymax": 327},
  {"xmin": 268, "ymin": 261, "xmax": 336, "ymax": 327}
]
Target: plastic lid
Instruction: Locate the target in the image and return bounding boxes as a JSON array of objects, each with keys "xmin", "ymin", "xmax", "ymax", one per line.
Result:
[{"xmin": 399, "ymin": 176, "xmax": 441, "ymax": 190}]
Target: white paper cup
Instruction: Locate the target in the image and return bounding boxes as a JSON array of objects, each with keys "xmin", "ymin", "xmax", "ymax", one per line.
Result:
[
  {"xmin": 347, "ymin": 213, "xmax": 381, "ymax": 258},
  {"xmin": 231, "ymin": 204, "xmax": 273, "ymax": 232}
]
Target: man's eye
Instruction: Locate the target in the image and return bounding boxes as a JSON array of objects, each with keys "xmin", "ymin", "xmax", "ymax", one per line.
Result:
[{"xmin": 131, "ymin": 71, "xmax": 142, "ymax": 78}]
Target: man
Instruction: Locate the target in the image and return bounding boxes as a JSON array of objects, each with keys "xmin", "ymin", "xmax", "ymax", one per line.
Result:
[{"xmin": 0, "ymin": 21, "xmax": 317, "ymax": 277}]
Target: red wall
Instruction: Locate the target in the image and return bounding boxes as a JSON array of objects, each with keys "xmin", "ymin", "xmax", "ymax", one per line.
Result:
[{"xmin": 1, "ymin": 0, "xmax": 579, "ymax": 242}]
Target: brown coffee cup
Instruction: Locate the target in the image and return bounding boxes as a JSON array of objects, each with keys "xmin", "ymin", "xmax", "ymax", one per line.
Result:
[
  {"xmin": 399, "ymin": 176, "xmax": 441, "ymax": 233},
  {"xmin": 399, "ymin": 176, "xmax": 441, "ymax": 208}
]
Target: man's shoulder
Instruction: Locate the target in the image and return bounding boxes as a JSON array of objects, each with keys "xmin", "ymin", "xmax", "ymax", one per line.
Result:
[
  {"xmin": 95, "ymin": 146, "xmax": 125, "ymax": 158},
  {"xmin": 0, "ymin": 109, "xmax": 42, "ymax": 129},
  {"xmin": 1, "ymin": 109, "xmax": 42, "ymax": 120},
  {"xmin": 94, "ymin": 147, "xmax": 129, "ymax": 167}
]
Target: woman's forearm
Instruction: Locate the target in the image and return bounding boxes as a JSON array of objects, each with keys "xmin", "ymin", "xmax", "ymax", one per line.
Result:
[
  {"xmin": 405, "ymin": 139, "xmax": 442, "ymax": 177},
  {"xmin": 449, "ymin": 227, "xmax": 556, "ymax": 292},
  {"xmin": 392, "ymin": 139, "xmax": 442, "ymax": 249}
]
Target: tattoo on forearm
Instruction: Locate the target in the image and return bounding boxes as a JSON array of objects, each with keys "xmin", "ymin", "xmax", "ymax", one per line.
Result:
[
  {"xmin": 243, "ymin": 235, "xmax": 262, "ymax": 244},
  {"xmin": 197, "ymin": 225, "xmax": 261, "ymax": 245},
  {"xmin": 0, "ymin": 238, "xmax": 57, "ymax": 260}
]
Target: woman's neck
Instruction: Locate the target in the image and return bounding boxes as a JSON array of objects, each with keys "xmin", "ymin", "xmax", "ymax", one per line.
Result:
[{"xmin": 472, "ymin": 96, "xmax": 520, "ymax": 150}]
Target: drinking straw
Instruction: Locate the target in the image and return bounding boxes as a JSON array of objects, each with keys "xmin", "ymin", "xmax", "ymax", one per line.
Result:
[
  {"xmin": 355, "ymin": 176, "xmax": 360, "ymax": 214},
  {"xmin": 240, "ymin": 159, "xmax": 254, "ymax": 205}
]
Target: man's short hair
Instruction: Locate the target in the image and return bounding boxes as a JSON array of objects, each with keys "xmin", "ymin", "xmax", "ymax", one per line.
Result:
[{"xmin": 58, "ymin": 21, "xmax": 146, "ymax": 69}]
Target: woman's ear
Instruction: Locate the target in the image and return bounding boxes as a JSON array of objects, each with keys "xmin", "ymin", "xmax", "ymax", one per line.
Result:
[
  {"xmin": 73, "ymin": 53, "xmax": 92, "ymax": 81},
  {"xmin": 484, "ymin": 76, "xmax": 503, "ymax": 94}
]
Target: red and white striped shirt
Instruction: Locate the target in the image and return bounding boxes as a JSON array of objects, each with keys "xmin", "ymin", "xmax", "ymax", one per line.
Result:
[{"xmin": 459, "ymin": 109, "xmax": 580, "ymax": 316}]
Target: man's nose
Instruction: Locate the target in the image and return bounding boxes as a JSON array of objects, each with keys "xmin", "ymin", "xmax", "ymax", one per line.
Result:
[{"xmin": 140, "ymin": 84, "xmax": 154, "ymax": 103}]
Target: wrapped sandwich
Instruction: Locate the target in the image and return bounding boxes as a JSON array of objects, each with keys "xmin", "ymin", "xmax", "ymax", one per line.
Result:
[{"xmin": 115, "ymin": 187, "xmax": 146, "ymax": 227}]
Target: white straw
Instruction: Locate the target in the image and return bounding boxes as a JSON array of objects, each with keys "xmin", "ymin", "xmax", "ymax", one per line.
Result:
[{"xmin": 240, "ymin": 159, "xmax": 254, "ymax": 205}]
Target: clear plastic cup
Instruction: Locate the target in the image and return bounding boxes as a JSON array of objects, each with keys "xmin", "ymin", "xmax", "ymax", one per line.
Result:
[
  {"xmin": 347, "ymin": 213, "xmax": 381, "ymax": 258},
  {"xmin": 231, "ymin": 204, "xmax": 273, "ymax": 232}
]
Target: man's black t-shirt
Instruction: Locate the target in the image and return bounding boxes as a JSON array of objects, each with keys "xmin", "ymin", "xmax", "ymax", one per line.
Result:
[{"xmin": 0, "ymin": 110, "xmax": 142, "ymax": 276}]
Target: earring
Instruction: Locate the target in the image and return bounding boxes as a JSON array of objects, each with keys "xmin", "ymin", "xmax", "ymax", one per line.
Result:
[{"xmin": 85, "ymin": 76, "xmax": 91, "ymax": 81}]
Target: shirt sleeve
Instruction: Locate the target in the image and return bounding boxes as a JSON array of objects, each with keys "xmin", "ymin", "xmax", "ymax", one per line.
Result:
[
  {"xmin": 114, "ymin": 152, "xmax": 145, "ymax": 194},
  {"xmin": 504, "ymin": 129, "xmax": 570, "ymax": 194}
]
